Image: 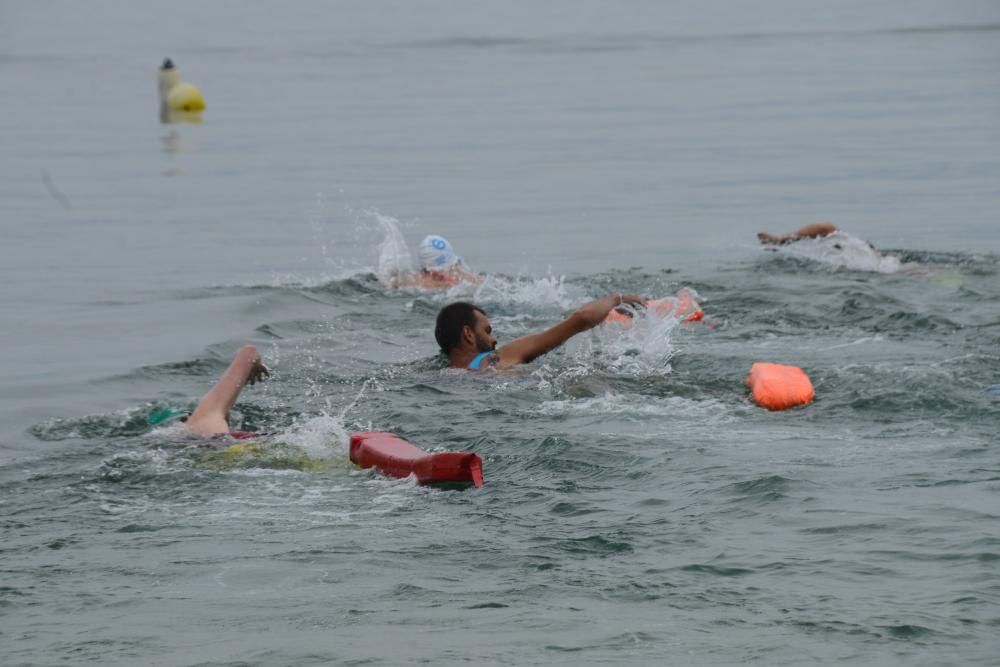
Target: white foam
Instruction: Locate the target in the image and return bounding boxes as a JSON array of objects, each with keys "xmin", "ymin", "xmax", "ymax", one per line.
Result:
[
  {"xmin": 370, "ymin": 210, "xmax": 417, "ymax": 284},
  {"xmin": 770, "ymin": 233, "xmax": 901, "ymax": 273},
  {"xmin": 281, "ymin": 415, "xmax": 350, "ymax": 459},
  {"xmin": 255, "ymin": 203, "xmax": 592, "ymax": 307},
  {"xmin": 263, "ymin": 267, "xmax": 362, "ymax": 290},
  {"xmin": 535, "ymin": 393, "xmax": 734, "ymax": 422},
  {"xmin": 149, "ymin": 421, "xmax": 193, "ymax": 439},
  {"xmin": 589, "ymin": 308, "xmax": 679, "ymax": 376},
  {"xmin": 472, "ymin": 273, "xmax": 581, "ymax": 310},
  {"xmin": 824, "ymin": 335, "xmax": 886, "ymax": 351},
  {"xmin": 393, "ymin": 270, "xmax": 584, "ymax": 312}
]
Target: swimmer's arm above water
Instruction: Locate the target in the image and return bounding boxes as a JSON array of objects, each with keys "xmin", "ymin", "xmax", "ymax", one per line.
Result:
[
  {"xmin": 186, "ymin": 345, "xmax": 270, "ymax": 435},
  {"xmin": 451, "ymin": 266, "xmax": 483, "ymax": 285},
  {"xmin": 391, "ymin": 266, "xmax": 483, "ymax": 289},
  {"xmin": 493, "ymin": 293, "xmax": 643, "ymax": 368},
  {"xmin": 757, "ymin": 222, "xmax": 838, "ymax": 245}
]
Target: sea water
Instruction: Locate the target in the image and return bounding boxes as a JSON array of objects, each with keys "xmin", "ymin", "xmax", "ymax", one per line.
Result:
[{"xmin": 2, "ymin": 1, "xmax": 999, "ymax": 664}]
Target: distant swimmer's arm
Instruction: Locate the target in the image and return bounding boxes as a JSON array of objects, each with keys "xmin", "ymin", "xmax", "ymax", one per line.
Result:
[
  {"xmin": 494, "ymin": 293, "xmax": 643, "ymax": 368},
  {"xmin": 793, "ymin": 222, "xmax": 838, "ymax": 239},
  {"xmin": 186, "ymin": 345, "xmax": 270, "ymax": 435},
  {"xmin": 758, "ymin": 222, "xmax": 838, "ymax": 245},
  {"xmin": 454, "ymin": 267, "xmax": 483, "ymax": 285}
]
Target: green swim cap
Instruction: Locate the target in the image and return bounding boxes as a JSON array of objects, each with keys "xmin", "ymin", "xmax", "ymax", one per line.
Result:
[{"xmin": 147, "ymin": 407, "xmax": 188, "ymax": 426}]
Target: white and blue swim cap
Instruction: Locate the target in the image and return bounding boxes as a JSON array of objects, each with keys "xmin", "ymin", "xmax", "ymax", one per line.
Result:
[{"xmin": 418, "ymin": 235, "xmax": 460, "ymax": 271}]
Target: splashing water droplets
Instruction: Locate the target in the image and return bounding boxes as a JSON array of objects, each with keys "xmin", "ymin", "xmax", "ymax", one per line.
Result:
[
  {"xmin": 281, "ymin": 415, "xmax": 350, "ymax": 459},
  {"xmin": 369, "ymin": 210, "xmax": 416, "ymax": 283},
  {"xmin": 591, "ymin": 306, "xmax": 679, "ymax": 376},
  {"xmin": 472, "ymin": 273, "xmax": 581, "ymax": 310},
  {"xmin": 771, "ymin": 233, "xmax": 902, "ymax": 273}
]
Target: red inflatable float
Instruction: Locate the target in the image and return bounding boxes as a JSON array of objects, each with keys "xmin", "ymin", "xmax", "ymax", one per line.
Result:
[{"xmin": 349, "ymin": 432, "xmax": 484, "ymax": 487}]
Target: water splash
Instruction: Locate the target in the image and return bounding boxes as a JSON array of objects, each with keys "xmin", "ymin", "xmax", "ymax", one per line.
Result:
[
  {"xmin": 30, "ymin": 406, "xmax": 166, "ymax": 441},
  {"xmin": 370, "ymin": 210, "xmax": 416, "ymax": 284},
  {"xmin": 590, "ymin": 303, "xmax": 680, "ymax": 376},
  {"xmin": 767, "ymin": 233, "xmax": 902, "ymax": 273},
  {"xmin": 280, "ymin": 414, "xmax": 351, "ymax": 459},
  {"xmin": 269, "ymin": 201, "xmax": 416, "ymax": 289},
  {"xmin": 472, "ymin": 273, "xmax": 581, "ymax": 311}
]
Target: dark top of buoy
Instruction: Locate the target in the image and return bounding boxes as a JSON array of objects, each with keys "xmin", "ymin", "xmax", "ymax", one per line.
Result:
[{"xmin": 161, "ymin": 58, "xmax": 175, "ymax": 70}]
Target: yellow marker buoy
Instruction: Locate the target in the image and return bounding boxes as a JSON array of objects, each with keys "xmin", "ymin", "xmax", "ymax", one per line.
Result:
[
  {"xmin": 166, "ymin": 82, "xmax": 205, "ymax": 112},
  {"xmin": 158, "ymin": 58, "xmax": 205, "ymax": 122}
]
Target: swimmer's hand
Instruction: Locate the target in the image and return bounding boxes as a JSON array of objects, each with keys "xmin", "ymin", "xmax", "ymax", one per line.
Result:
[
  {"xmin": 493, "ymin": 292, "xmax": 644, "ymax": 367},
  {"xmin": 576, "ymin": 293, "xmax": 644, "ymax": 329},
  {"xmin": 247, "ymin": 358, "xmax": 270, "ymax": 386}
]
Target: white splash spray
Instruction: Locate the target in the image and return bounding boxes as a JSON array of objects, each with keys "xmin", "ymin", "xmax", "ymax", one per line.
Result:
[{"xmin": 771, "ymin": 233, "xmax": 901, "ymax": 273}]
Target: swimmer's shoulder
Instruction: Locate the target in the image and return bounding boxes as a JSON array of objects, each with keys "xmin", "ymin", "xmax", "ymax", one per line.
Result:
[{"xmin": 468, "ymin": 351, "xmax": 500, "ymax": 371}]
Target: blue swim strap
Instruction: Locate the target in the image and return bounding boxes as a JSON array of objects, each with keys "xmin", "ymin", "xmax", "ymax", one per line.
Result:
[{"xmin": 468, "ymin": 352, "xmax": 492, "ymax": 370}]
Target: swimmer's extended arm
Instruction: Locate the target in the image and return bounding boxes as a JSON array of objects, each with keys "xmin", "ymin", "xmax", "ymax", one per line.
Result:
[
  {"xmin": 758, "ymin": 222, "xmax": 838, "ymax": 245},
  {"xmin": 494, "ymin": 293, "xmax": 642, "ymax": 367},
  {"xmin": 452, "ymin": 267, "xmax": 483, "ymax": 285},
  {"xmin": 186, "ymin": 345, "xmax": 270, "ymax": 435},
  {"xmin": 792, "ymin": 222, "xmax": 838, "ymax": 239}
]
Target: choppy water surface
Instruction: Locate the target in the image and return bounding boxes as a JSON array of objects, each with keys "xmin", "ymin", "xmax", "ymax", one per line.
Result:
[
  {"xmin": 8, "ymin": 244, "xmax": 1000, "ymax": 665},
  {"xmin": 3, "ymin": 1, "xmax": 1000, "ymax": 664}
]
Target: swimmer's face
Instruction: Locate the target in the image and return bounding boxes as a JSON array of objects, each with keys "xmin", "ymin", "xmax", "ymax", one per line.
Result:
[{"xmin": 469, "ymin": 311, "xmax": 497, "ymax": 353}]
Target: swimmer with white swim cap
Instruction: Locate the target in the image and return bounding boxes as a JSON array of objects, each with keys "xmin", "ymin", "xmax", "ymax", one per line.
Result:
[{"xmin": 392, "ymin": 235, "xmax": 482, "ymax": 289}]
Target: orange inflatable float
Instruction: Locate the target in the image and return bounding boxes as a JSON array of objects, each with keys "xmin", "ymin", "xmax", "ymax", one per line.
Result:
[
  {"xmin": 605, "ymin": 288, "xmax": 704, "ymax": 325},
  {"xmin": 747, "ymin": 362, "xmax": 815, "ymax": 411}
]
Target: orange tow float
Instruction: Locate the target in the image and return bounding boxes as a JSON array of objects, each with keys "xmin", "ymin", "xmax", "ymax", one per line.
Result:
[
  {"xmin": 747, "ymin": 362, "xmax": 815, "ymax": 411},
  {"xmin": 605, "ymin": 288, "xmax": 704, "ymax": 325}
]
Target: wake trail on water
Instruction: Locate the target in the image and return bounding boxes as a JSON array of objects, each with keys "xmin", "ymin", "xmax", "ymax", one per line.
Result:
[{"xmin": 760, "ymin": 233, "xmax": 903, "ymax": 273}]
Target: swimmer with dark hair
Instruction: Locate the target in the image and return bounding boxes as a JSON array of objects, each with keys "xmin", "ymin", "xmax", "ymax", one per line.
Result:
[
  {"xmin": 435, "ymin": 293, "xmax": 643, "ymax": 371},
  {"xmin": 184, "ymin": 346, "xmax": 270, "ymax": 436},
  {"xmin": 757, "ymin": 222, "xmax": 839, "ymax": 245}
]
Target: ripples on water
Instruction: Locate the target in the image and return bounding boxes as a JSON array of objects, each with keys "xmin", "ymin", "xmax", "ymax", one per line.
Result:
[{"xmin": 6, "ymin": 231, "xmax": 999, "ymax": 664}]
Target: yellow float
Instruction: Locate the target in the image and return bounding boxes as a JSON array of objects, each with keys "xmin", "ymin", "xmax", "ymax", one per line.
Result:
[{"xmin": 158, "ymin": 58, "xmax": 205, "ymax": 122}]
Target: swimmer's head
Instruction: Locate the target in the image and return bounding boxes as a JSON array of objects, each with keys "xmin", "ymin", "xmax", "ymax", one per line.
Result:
[
  {"xmin": 435, "ymin": 302, "xmax": 495, "ymax": 355},
  {"xmin": 418, "ymin": 235, "xmax": 460, "ymax": 272}
]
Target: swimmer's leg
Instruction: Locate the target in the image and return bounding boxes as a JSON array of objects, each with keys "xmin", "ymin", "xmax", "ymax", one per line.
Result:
[{"xmin": 185, "ymin": 345, "xmax": 270, "ymax": 436}]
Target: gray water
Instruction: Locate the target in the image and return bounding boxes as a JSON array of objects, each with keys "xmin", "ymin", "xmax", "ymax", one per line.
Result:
[{"xmin": 2, "ymin": 1, "xmax": 1000, "ymax": 664}]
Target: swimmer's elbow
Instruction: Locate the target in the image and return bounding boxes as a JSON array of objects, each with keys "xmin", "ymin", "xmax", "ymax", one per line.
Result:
[{"xmin": 565, "ymin": 311, "xmax": 590, "ymax": 335}]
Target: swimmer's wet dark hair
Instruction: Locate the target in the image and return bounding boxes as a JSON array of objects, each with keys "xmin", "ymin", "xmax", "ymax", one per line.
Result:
[{"xmin": 435, "ymin": 302, "xmax": 486, "ymax": 355}]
